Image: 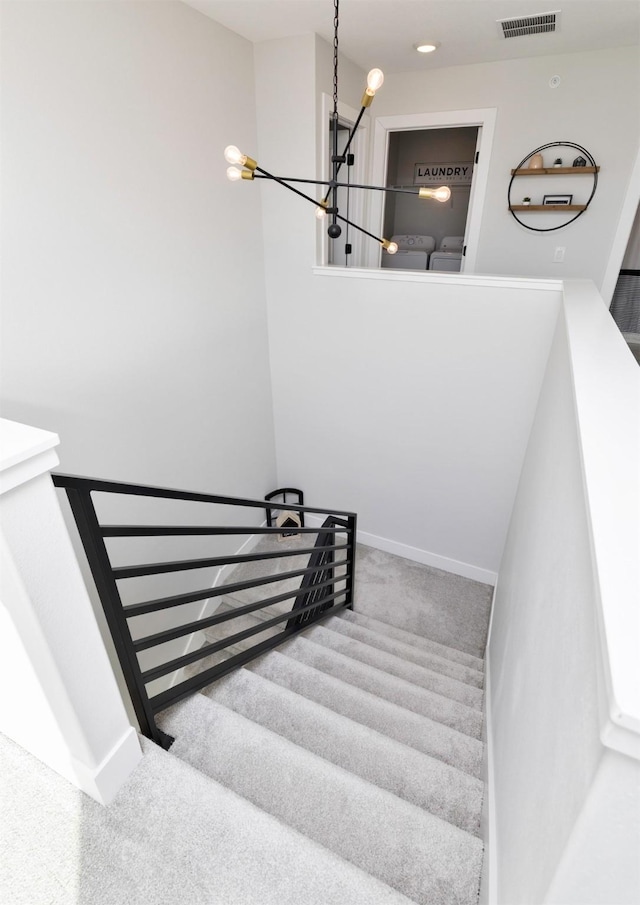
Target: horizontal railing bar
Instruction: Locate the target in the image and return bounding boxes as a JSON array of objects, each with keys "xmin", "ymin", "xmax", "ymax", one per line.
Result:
[
  {"xmin": 132, "ymin": 572, "xmax": 344, "ymax": 652},
  {"xmin": 52, "ymin": 473, "xmax": 356, "ymax": 519},
  {"xmin": 102, "ymin": 525, "xmax": 349, "ymax": 537},
  {"xmin": 149, "ymin": 600, "xmax": 350, "ymax": 713},
  {"xmin": 112, "ymin": 543, "xmax": 348, "ymax": 580},
  {"xmin": 122, "ymin": 557, "xmax": 350, "ymax": 618},
  {"xmin": 141, "ymin": 588, "xmax": 348, "ymax": 683}
]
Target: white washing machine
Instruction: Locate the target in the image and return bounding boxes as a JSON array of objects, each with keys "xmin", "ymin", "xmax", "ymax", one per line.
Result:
[
  {"xmin": 381, "ymin": 235, "xmax": 435, "ymax": 270},
  {"xmin": 429, "ymin": 236, "xmax": 464, "ymax": 272}
]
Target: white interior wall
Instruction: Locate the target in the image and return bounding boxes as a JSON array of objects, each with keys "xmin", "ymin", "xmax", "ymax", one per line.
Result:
[
  {"xmin": 1, "ymin": 0, "xmax": 275, "ymax": 497},
  {"xmin": 373, "ymin": 46, "xmax": 640, "ymax": 287},
  {"xmin": 622, "ymin": 202, "xmax": 640, "ymax": 269},
  {"xmin": 1, "ymin": 0, "xmax": 277, "ymax": 711},
  {"xmin": 256, "ymin": 35, "xmax": 561, "ymax": 579}
]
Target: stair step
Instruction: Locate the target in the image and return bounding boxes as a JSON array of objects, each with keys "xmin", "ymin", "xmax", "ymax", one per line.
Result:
[
  {"xmin": 0, "ymin": 729, "xmax": 415, "ymax": 905},
  {"xmin": 303, "ymin": 624, "xmax": 484, "ymax": 711},
  {"xmin": 160, "ymin": 694, "xmax": 484, "ymax": 905},
  {"xmin": 248, "ymin": 650, "xmax": 483, "ymax": 778},
  {"xmin": 203, "ymin": 667, "xmax": 483, "ymax": 835},
  {"xmin": 130, "ymin": 738, "xmax": 417, "ymax": 905},
  {"xmin": 326, "ymin": 614, "xmax": 484, "ymax": 688},
  {"xmin": 278, "ymin": 636, "xmax": 483, "ymax": 738},
  {"xmin": 340, "ymin": 609, "xmax": 485, "ymax": 672}
]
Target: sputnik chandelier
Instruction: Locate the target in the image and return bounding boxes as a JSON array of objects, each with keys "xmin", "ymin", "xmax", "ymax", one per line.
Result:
[{"xmin": 224, "ymin": 0, "xmax": 451, "ymax": 258}]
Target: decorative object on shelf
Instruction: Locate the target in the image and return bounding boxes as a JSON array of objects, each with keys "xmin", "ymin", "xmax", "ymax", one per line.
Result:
[
  {"xmin": 223, "ymin": 0, "xmax": 451, "ymax": 258},
  {"xmin": 523, "ymin": 197, "xmax": 531, "ymax": 205},
  {"xmin": 553, "ymin": 158, "xmax": 563, "ymax": 167},
  {"xmin": 543, "ymin": 194, "xmax": 573, "ymax": 205},
  {"xmin": 507, "ymin": 140, "xmax": 599, "ymax": 232},
  {"xmin": 528, "ymin": 153, "xmax": 544, "ymax": 169},
  {"xmin": 573, "ymin": 156, "xmax": 587, "ymax": 167}
]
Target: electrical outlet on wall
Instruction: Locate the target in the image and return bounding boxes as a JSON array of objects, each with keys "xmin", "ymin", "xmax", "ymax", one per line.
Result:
[{"xmin": 554, "ymin": 247, "xmax": 565, "ymax": 263}]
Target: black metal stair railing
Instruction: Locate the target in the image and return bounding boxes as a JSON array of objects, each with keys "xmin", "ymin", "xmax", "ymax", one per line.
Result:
[{"xmin": 52, "ymin": 474, "xmax": 357, "ymax": 750}]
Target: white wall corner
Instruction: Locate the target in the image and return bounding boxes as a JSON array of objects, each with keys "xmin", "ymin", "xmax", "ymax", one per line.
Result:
[{"xmin": 0, "ymin": 418, "xmax": 141, "ymax": 805}]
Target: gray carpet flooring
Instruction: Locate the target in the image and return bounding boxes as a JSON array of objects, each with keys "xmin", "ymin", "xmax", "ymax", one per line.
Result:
[{"xmin": 1, "ymin": 541, "xmax": 492, "ymax": 905}]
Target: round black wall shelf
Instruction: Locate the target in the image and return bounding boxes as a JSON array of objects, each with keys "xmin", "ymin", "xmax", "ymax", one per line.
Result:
[{"xmin": 508, "ymin": 141, "xmax": 599, "ymax": 233}]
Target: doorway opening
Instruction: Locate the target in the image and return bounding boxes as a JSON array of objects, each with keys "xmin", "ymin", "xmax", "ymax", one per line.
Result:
[{"xmin": 381, "ymin": 127, "xmax": 479, "ymax": 273}]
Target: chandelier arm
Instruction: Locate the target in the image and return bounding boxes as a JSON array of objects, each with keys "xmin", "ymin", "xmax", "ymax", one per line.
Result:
[
  {"xmin": 255, "ymin": 174, "xmax": 435, "ymax": 198},
  {"xmin": 254, "ymin": 167, "xmax": 385, "ymax": 244}
]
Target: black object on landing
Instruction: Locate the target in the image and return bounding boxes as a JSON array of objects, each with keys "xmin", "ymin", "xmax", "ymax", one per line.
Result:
[{"xmin": 52, "ymin": 473, "xmax": 357, "ymax": 748}]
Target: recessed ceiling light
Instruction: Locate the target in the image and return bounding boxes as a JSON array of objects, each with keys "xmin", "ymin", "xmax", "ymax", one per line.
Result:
[{"xmin": 414, "ymin": 42, "xmax": 439, "ymax": 53}]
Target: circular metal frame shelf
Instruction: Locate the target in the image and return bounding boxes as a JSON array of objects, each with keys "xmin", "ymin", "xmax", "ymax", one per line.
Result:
[{"xmin": 508, "ymin": 141, "xmax": 599, "ymax": 233}]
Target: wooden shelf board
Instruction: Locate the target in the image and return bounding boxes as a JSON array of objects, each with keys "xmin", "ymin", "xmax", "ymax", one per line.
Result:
[
  {"xmin": 511, "ymin": 166, "xmax": 599, "ymax": 176},
  {"xmin": 510, "ymin": 204, "xmax": 586, "ymax": 212}
]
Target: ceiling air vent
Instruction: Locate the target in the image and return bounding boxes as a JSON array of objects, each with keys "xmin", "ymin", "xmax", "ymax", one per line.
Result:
[{"xmin": 497, "ymin": 10, "xmax": 561, "ymax": 39}]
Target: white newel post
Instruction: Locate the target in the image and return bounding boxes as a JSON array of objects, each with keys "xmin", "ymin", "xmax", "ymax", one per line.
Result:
[{"xmin": 0, "ymin": 418, "xmax": 142, "ymax": 804}]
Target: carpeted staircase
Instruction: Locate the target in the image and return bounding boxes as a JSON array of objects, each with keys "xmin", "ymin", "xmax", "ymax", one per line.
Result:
[
  {"xmin": 1, "ymin": 546, "xmax": 489, "ymax": 905},
  {"xmin": 156, "ymin": 605, "xmax": 486, "ymax": 905}
]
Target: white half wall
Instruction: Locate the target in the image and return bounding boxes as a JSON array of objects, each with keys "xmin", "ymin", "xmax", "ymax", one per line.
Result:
[
  {"xmin": 0, "ymin": 419, "xmax": 141, "ymax": 805},
  {"xmin": 487, "ymin": 281, "xmax": 640, "ymax": 903}
]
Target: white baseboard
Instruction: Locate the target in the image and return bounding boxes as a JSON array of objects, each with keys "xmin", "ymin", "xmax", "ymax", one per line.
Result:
[
  {"xmin": 168, "ymin": 526, "xmax": 266, "ymax": 690},
  {"xmin": 479, "ymin": 584, "xmax": 498, "ymax": 905},
  {"xmin": 71, "ymin": 725, "xmax": 142, "ymax": 806},
  {"xmin": 304, "ymin": 515, "xmax": 497, "ymax": 584}
]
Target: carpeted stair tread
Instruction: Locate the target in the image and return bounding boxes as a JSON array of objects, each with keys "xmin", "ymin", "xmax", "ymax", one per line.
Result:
[
  {"xmin": 342, "ymin": 609, "xmax": 485, "ymax": 672},
  {"xmin": 160, "ymin": 694, "xmax": 484, "ymax": 905},
  {"xmin": 278, "ymin": 636, "xmax": 483, "ymax": 738},
  {"xmin": 203, "ymin": 666, "xmax": 483, "ymax": 835},
  {"xmin": 325, "ymin": 614, "xmax": 484, "ymax": 688},
  {"xmin": 0, "ymin": 731, "xmax": 415, "ymax": 905},
  {"xmin": 303, "ymin": 624, "xmax": 484, "ymax": 711},
  {"xmin": 248, "ymin": 650, "xmax": 484, "ymax": 778}
]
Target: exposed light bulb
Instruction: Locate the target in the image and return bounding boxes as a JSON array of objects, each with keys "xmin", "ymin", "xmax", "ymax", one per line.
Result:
[
  {"xmin": 366, "ymin": 68, "xmax": 384, "ymax": 93},
  {"xmin": 386, "ymin": 242, "xmax": 398, "ymax": 255},
  {"xmin": 224, "ymin": 145, "xmax": 246, "ymax": 166},
  {"xmin": 433, "ymin": 185, "xmax": 451, "ymax": 203},
  {"xmin": 419, "ymin": 185, "xmax": 451, "ymax": 203},
  {"xmin": 226, "ymin": 166, "xmax": 243, "ymax": 182},
  {"xmin": 315, "ymin": 206, "xmax": 327, "ymax": 220}
]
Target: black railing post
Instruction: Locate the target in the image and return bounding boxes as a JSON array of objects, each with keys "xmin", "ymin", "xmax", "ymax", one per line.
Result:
[
  {"xmin": 345, "ymin": 513, "xmax": 357, "ymax": 610},
  {"xmin": 63, "ymin": 487, "xmax": 173, "ymax": 750}
]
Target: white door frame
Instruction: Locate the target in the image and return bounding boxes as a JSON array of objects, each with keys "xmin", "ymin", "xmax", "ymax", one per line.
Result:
[
  {"xmin": 319, "ymin": 93, "xmax": 369, "ymax": 267},
  {"xmin": 367, "ymin": 107, "xmax": 497, "ymax": 271}
]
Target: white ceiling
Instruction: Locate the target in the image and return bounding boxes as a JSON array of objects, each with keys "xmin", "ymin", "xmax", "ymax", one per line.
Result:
[{"xmin": 183, "ymin": 0, "xmax": 639, "ymax": 74}]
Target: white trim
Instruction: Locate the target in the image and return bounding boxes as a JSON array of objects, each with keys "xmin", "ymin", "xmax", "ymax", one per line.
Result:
[
  {"xmin": 304, "ymin": 514, "xmax": 497, "ymax": 584},
  {"xmin": 356, "ymin": 528, "xmax": 497, "ymax": 585},
  {"xmin": 313, "ymin": 264, "xmax": 563, "ymax": 293},
  {"xmin": 0, "ymin": 418, "xmax": 60, "ymax": 495},
  {"xmin": 319, "ymin": 93, "xmax": 369, "ymax": 267},
  {"xmin": 479, "ymin": 582, "xmax": 499, "ymax": 905},
  {"xmin": 367, "ymin": 107, "xmax": 498, "ymax": 271},
  {"xmin": 562, "ymin": 280, "xmax": 640, "ymax": 757},
  {"xmin": 167, "ymin": 524, "xmax": 267, "ymax": 690},
  {"xmin": 601, "ymin": 143, "xmax": 640, "ymax": 305},
  {"xmin": 71, "ymin": 725, "xmax": 142, "ymax": 806}
]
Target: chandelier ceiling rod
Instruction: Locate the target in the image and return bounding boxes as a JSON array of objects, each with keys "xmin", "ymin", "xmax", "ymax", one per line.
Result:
[{"xmin": 224, "ymin": 0, "xmax": 451, "ymax": 257}]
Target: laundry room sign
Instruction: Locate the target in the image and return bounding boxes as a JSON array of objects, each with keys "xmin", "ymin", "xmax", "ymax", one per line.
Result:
[{"xmin": 413, "ymin": 161, "xmax": 474, "ymax": 186}]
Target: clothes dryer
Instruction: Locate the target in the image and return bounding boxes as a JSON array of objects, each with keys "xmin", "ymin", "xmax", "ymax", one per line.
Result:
[{"xmin": 429, "ymin": 236, "xmax": 464, "ymax": 272}]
